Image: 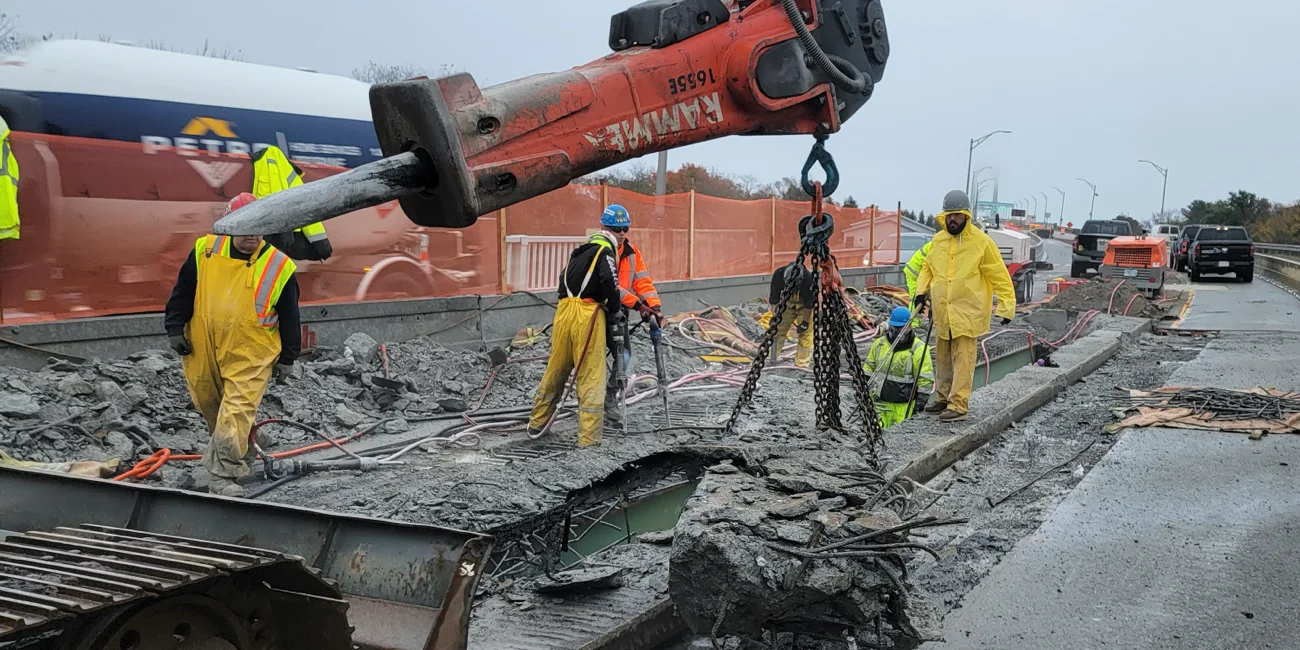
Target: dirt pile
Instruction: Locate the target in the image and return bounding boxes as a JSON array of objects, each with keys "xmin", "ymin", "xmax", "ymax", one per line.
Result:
[{"xmin": 1048, "ymin": 278, "xmax": 1167, "ymax": 318}]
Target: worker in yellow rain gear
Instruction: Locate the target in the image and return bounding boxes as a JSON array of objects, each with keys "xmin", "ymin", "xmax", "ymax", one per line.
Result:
[
  {"xmin": 0, "ymin": 114, "xmax": 20, "ymax": 240},
  {"xmin": 913, "ymin": 190, "xmax": 1016, "ymax": 423},
  {"xmin": 527, "ymin": 231, "xmax": 622, "ymax": 447},
  {"xmin": 164, "ymin": 193, "xmax": 301, "ymax": 496},
  {"xmin": 758, "ymin": 260, "xmax": 816, "ymax": 368},
  {"xmin": 252, "ymin": 145, "xmax": 333, "ymax": 261},
  {"xmin": 903, "ymin": 242, "xmax": 932, "ymax": 299},
  {"xmin": 863, "ymin": 307, "xmax": 934, "ymax": 428}
]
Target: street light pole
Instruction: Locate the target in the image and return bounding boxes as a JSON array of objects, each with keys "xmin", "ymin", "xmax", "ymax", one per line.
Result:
[
  {"xmin": 1038, "ymin": 191, "xmax": 1050, "ymax": 222},
  {"xmin": 1139, "ymin": 159, "xmax": 1168, "ymax": 218},
  {"xmin": 965, "ymin": 131, "xmax": 1011, "ymax": 198},
  {"xmin": 1030, "ymin": 195, "xmax": 1038, "ymax": 220},
  {"xmin": 1052, "ymin": 186, "xmax": 1066, "ymax": 226},
  {"xmin": 1077, "ymin": 178, "xmax": 1098, "ymax": 219}
]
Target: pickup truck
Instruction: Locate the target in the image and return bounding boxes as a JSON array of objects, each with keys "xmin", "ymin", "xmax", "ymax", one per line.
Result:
[
  {"xmin": 1187, "ymin": 225, "xmax": 1254, "ymax": 282},
  {"xmin": 1071, "ymin": 219, "xmax": 1135, "ymax": 277},
  {"xmin": 1153, "ymin": 224, "xmax": 1181, "ymax": 265},
  {"xmin": 1172, "ymin": 224, "xmax": 1206, "ymax": 271}
]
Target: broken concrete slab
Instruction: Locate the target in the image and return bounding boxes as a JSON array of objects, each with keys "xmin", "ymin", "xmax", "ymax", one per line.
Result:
[
  {"xmin": 533, "ymin": 566, "xmax": 625, "ymax": 594},
  {"xmin": 670, "ymin": 467, "xmax": 921, "ymax": 641},
  {"xmin": 0, "ymin": 392, "xmax": 40, "ymax": 417}
]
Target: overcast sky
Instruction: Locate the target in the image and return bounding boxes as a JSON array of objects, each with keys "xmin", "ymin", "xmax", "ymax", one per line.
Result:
[{"xmin": 10, "ymin": 0, "xmax": 1300, "ymax": 223}]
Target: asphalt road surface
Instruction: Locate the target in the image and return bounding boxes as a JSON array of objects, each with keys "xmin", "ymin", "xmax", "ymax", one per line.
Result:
[
  {"xmin": 922, "ymin": 273, "xmax": 1300, "ymax": 650},
  {"xmin": 1169, "ymin": 276, "xmax": 1300, "ymax": 332}
]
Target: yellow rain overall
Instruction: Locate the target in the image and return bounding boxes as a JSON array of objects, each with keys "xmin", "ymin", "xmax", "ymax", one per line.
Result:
[
  {"xmin": 529, "ymin": 237, "xmax": 613, "ymax": 447},
  {"xmin": 759, "ymin": 298, "xmax": 814, "ymax": 368},
  {"xmin": 915, "ymin": 211, "xmax": 1015, "ymax": 415},
  {"xmin": 183, "ymin": 236, "xmax": 295, "ymax": 480}
]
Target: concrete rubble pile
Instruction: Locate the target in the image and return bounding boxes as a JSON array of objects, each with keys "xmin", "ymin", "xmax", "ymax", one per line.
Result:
[
  {"xmin": 0, "ymin": 288, "xmax": 902, "ymax": 471},
  {"xmin": 669, "ymin": 445, "xmax": 944, "ymax": 645},
  {"xmin": 0, "ymin": 332, "xmax": 543, "ymax": 470}
]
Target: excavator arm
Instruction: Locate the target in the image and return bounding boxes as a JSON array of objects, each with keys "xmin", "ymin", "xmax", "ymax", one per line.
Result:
[{"xmin": 216, "ymin": 0, "xmax": 889, "ymax": 235}]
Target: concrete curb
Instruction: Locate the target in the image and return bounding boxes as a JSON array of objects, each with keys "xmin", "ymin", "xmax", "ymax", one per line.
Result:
[{"xmin": 898, "ymin": 316, "xmax": 1150, "ymax": 484}]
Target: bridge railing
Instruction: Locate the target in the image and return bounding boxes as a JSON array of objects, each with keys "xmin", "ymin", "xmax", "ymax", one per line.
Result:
[{"xmin": 1254, "ymin": 243, "xmax": 1300, "ymax": 292}]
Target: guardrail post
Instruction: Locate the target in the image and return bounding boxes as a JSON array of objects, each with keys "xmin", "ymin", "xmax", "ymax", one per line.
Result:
[
  {"xmin": 770, "ymin": 196, "xmax": 777, "ymax": 273},
  {"xmin": 896, "ymin": 201, "xmax": 902, "ymax": 264},
  {"xmin": 497, "ymin": 208, "xmax": 508, "ymax": 294},
  {"xmin": 688, "ymin": 189, "xmax": 696, "ymax": 279},
  {"xmin": 869, "ymin": 205, "xmax": 876, "ymax": 266}
]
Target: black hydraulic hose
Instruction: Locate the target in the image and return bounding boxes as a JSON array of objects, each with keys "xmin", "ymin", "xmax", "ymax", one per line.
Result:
[
  {"xmin": 406, "ymin": 405, "xmax": 534, "ymax": 423},
  {"xmin": 780, "ymin": 0, "xmax": 868, "ymax": 94}
]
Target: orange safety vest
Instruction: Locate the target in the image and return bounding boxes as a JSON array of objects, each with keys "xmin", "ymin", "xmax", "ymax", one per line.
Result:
[{"xmin": 616, "ymin": 240, "xmax": 660, "ymax": 310}]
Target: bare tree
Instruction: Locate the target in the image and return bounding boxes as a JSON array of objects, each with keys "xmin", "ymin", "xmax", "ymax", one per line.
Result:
[
  {"xmin": 352, "ymin": 61, "xmax": 459, "ymax": 84},
  {"xmin": 0, "ymin": 13, "xmax": 24, "ymax": 53}
]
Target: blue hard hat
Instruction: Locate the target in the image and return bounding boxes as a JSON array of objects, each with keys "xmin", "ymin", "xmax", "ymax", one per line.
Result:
[
  {"xmin": 888, "ymin": 306, "xmax": 912, "ymax": 327},
  {"xmin": 601, "ymin": 204, "xmax": 631, "ymax": 228}
]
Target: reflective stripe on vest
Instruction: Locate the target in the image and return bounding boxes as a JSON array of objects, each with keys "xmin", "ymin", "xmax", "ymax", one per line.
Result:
[
  {"xmin": 299, "ymin": 220, "xmax": 328, "ymax": 242},
  {"xmin": 254, "ymin": 248, "xmax": 293, "ymax": 327},
  {"xmin": 565, "ymin": 237, "xmax": 613, "ymax": 299},
  {"xmin": 0, "ymin": 141, "xmax": 15, "ymax": 186},
  {"xmin": 871, "ymin": 338, "xmax": 928, "ymax": 384}
]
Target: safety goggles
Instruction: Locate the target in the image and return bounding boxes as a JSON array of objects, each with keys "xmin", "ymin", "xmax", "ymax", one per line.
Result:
[{"xmin": 607, "ymin": 226, "xmax": 629, "ymax": 234}]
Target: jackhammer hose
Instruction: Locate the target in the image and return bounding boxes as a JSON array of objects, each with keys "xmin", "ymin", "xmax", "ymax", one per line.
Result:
[{"xmin": 781, "ymin": 0, "xmax": 868, "ymax": 95}]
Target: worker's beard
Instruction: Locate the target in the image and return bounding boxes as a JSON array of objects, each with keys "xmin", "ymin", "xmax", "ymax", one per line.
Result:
[{"xmin": 945, "ymin": 219, "xmax": 967, "ymax": 236}]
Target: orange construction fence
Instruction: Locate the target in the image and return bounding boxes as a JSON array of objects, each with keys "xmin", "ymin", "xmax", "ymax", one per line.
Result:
[{"xmin": 0, "ymin": 133, "xmax": 903, "ymax": 324}]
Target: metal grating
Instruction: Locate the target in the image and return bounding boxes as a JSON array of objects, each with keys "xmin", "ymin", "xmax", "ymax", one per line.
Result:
[
  {"xmin": 1112, "ymin": 248, "xmax": 1153, "ymax": 267},
  {"xmin": 470, "ymin": 589, "xmax": 682, "ymax": 650},
  {"xmin": 0, "ymin": 524, "xmax": 333, "ymax": 640}
]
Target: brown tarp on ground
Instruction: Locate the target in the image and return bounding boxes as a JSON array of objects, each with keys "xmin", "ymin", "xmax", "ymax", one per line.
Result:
[{"xmin": 1107, "ymin": 387, "xmax": 1300, "ymax": 437}]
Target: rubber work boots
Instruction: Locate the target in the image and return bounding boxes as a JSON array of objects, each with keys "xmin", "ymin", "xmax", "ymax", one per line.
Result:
[
  {"xmin": 209, "ymin": 475, "xmax": 246, "ymax": 497},
  {"xmin": 605, "ymin": 385, "xmax": 623, "ymax": 426}
]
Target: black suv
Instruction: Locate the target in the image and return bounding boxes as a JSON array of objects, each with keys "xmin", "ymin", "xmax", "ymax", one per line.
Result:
[{"xmin": 1187, "ymin": 226, "xmax": 1254, "ymax": 282}]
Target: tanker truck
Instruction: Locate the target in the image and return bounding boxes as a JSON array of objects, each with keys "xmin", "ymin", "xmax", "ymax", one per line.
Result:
[{"xmin": 0, "ymin": 40, "xmax": 483, "ymax": 323}]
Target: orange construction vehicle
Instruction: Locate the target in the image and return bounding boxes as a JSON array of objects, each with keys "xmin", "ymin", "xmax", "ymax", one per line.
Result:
[{"xmin": 1099, "ymin": 235, "xmax": 1168, "ymax": 297}]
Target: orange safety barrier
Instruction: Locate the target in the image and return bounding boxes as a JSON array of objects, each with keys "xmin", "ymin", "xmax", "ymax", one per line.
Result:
[{"xmin": 0, "ymin": 132, "xmax": 905, "ymax": 324}]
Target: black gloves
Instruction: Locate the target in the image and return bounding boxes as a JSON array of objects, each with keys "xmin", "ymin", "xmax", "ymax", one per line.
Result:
[
  {"xmin": 1000, "ymin": 317, "xmax": 1012, "ymax": 326},
  {"xmin": 635, "ymin": 301, "xmax": 656, "ymax": 321},
  {"xmin": 912, "ymin": 293, "xmax": 929, "ymax": 311},
  {"xmin": 169, "ymin": 334, "xmax": 192, "ymax": 356}
]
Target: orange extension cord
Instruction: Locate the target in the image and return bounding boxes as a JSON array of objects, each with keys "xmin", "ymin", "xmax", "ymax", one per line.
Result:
[{"xmin": 112, "ymin": 419, "xmax": 363, "ymax": 481}]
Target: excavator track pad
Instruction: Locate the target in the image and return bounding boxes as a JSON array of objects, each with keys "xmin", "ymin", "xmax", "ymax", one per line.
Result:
[{"xmin": 0, "ymin": 466, "xmax": 492, "ymax": 650}]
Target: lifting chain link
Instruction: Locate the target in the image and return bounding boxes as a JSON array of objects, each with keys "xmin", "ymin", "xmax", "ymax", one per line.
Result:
[{"xmin": 726, "ymin": 136, "xmax": 884, "ymax": 450}]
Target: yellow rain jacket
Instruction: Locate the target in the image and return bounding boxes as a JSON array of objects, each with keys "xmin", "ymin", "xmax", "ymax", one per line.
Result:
[
  {"xmin": 0, "ymin": 115, "xmax": 20, "ymax": 240},
  {"xmin": 183, "ymin": 235, "xmax": 296, "ymax": 479},
  {"xmin": 253, "ymin": 146, "xmax": 332, "ymax": 260},
  {"xmin": 915, "ymin": 211, "xmax": 1016, "ymax": 340},
  {"xmin": 904, "ymin": 241, "xmax": 932, "ymax": 298}
]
